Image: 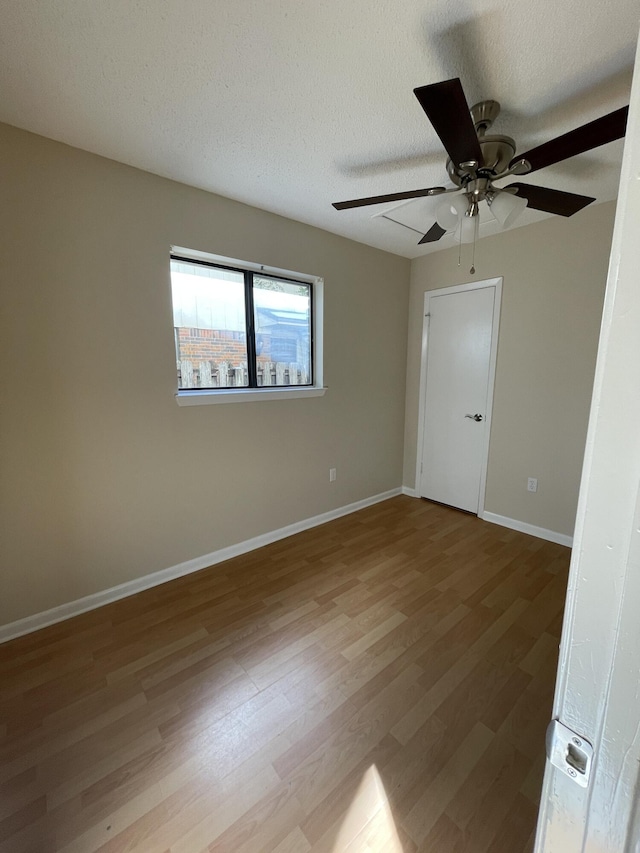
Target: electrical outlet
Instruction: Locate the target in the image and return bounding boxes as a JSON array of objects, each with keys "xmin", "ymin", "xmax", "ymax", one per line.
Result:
[
  {"xmin": 527, "ymin": 477, "xmax": 538, "ymax": 493},
  {"xmin": 329, "ymin": 468, "xmax": 337, "ymax": 483}
]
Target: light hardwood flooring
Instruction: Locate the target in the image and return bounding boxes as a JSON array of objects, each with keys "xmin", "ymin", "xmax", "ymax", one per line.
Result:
[{"xmin": 0, "ymin": 496, "xmax": 570, "ymax": 852}]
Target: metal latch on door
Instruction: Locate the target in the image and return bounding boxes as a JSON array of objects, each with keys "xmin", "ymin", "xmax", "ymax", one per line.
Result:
[
  {"xmin": 545, "ymin": 719, "xmax": 593, "ymax": 787},
  {"xmin": 464, "ymin": 413, "xmax": 484, "ymax": 422}
]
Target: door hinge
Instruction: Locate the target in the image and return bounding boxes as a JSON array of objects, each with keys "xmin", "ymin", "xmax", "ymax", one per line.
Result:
[{"xmin": 546, "ymin": 719, "xmax": 593, "ymax": 788}]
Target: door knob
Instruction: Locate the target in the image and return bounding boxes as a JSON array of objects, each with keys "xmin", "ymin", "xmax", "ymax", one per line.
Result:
[{"xmin": 464, "ymin": 413, "xmax": 483, "ymax": 422}]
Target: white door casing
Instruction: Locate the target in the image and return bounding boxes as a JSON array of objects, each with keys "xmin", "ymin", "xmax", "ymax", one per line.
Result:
[{"xmin": 416, "ymin": 278, "xmax": 502, "ymax": 515}]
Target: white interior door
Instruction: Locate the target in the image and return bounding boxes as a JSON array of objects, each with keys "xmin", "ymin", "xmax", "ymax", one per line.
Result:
[{"xmin": 418, "ymin": 279, "xmax": 501, "ymax": 514}]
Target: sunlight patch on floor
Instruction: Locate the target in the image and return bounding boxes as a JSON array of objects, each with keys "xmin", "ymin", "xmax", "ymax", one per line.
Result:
[{"xmin": 332, "ymin": 765, "xmax": 404, "ymax": 852}]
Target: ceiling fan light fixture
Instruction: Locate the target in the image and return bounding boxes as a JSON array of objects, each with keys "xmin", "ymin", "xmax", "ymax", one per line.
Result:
[
  {"xmin": 435, "ymin": 194, "xmax": 468, "ymax": 231},
  {"xmin": 333, "ymin": 78, "xmax": 628, "ymax": 250},
  {"xmin": 488, "ymin": 190, "xmax": 528, "ymax": 228}
]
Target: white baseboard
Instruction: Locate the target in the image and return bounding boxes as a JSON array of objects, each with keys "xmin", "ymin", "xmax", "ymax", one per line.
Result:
[
  {"xmin": 401, "ymin": 486, "xmax": 419, "ymax": 497},
  {"xmin": 0, "ymin": 488, "xmax": 402, "ymax": 645},
  {"xmin": 481, "ymin": 511, "xmax": 573, "ymax": 548}
]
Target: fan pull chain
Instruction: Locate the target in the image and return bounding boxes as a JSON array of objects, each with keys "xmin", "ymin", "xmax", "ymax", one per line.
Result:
[{"xmin": 470, "ymin": 215, "xmax": 479, "ymax": 274}]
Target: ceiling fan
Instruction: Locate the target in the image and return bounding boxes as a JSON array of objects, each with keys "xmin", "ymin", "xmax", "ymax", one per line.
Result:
[{"xmin": 333, "ymin": 78, "xmax": 628, "ymax": 245}]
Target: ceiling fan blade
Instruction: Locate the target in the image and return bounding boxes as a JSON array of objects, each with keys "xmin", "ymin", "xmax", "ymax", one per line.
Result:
[
  {"xmin": 414, "ymin": 78, "xmax": 483, "ymax": 170},
  {"xmin": 511, "ymin": 106, "xmax": 628, "ymax": 174},
  {"xmin": 507, "ymin": 183, "xmax": 595, "ymax": 216},
  {"xmin": 419, "ymin": 222, "xmax": 447, "ymax": 244},
  {"xmin": 332, "ymin": 186, "xmax": 447, "ymax": 210}
]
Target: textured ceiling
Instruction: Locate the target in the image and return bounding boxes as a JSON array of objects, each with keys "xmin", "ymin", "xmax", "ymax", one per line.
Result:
[{"xmin": 0, "ymin": 1, "xmax": 637, "ymax": 258}]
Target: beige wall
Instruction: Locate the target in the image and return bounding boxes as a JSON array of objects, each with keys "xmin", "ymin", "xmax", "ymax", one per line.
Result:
[
  {"xmin": 404, "ymin": 202, "xmax": 615, "ymax": 537},
  {"xmin": 0, "ymin": 123, "xmax": 410, "ymax": 626},
  {"xmin": 0, "ymin": 116, "xmax": 616, "ymax": 627}
]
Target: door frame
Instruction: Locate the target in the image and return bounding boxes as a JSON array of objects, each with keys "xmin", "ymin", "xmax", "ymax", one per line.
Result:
[
  {"xmin": 415, "ymin": 277, "xmax": 502, "ymax": 515},
  {"xmin": 534, "ymin": 29, "xmax": 640, "ymax": 853}
]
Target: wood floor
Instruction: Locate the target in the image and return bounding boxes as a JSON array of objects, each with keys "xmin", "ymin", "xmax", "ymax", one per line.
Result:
[{"xmin": 0, "ymin": 496, "xmax": 570, "ymax": 853}]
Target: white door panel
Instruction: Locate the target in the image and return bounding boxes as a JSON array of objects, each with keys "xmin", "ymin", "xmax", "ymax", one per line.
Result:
[{"xmin": 419, "ymin": 284, "xmax": 497, "ymax": 513}]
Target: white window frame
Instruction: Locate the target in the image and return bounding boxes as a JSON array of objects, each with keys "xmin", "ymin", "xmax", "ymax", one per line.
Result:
[{"xmin": 171, "ymin": 246, "xmax": 325, "ymax": 406}]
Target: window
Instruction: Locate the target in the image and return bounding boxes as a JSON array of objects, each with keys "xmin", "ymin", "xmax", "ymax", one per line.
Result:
[{"xmin": 170, "ymin": 249, "xmax": 324, "ymax": 404}]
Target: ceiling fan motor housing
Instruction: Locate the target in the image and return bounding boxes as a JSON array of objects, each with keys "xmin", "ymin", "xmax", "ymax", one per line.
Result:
[
  {"xmin": 447, "ymin": 99, "xmax": 516, "ymax": 186},
  {"xmin": 446, "ymin": 134, "xmax": 517, "ymax": 185}
]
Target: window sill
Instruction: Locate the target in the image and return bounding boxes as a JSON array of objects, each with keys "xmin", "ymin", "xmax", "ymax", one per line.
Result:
[{"xmin": 176, "ymin": 386, "xmax": 327, "ymax": 406}]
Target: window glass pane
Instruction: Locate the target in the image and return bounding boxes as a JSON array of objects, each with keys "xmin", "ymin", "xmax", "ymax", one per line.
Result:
[
  {"xmin": 170, "ymin": 260, "xmax": 249, "ymax": 389},
  {"xmin": 253, "ymin": 276, "xmax": 312, "ymax": 386}
]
